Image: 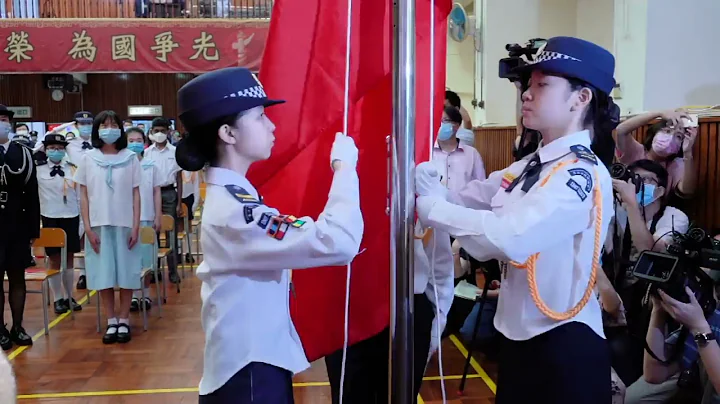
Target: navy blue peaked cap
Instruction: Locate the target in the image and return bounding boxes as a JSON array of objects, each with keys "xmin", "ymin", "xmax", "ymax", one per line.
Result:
[
  {"xmin": 74, "ymin": 111, "xmax": 93, "ymax": 124},
  {"xmin": 516, "ymin": 36, "xmax": 616, "ymax": 94},
  {"xmin": 178, "ymin": 67, "xmax": 284, "ymax": 129}
]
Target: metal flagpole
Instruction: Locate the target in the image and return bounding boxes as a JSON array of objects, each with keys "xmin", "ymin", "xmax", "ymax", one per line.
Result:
[{"xmin": 390, "ymin": 0, "xmax": 415, "ymax": 400}]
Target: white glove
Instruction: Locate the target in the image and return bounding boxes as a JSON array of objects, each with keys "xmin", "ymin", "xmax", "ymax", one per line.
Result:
[
  {"xmin": 330, "ymin": 132, "xmax": 358, "ymax": 170},
  {"xmin": 415, "ymin": 161, "xmax": 447, "ymax": 199}
]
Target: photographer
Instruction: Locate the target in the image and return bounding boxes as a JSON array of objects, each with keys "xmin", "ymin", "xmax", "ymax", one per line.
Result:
[{"xmin": 624, "ymin": 291, "xmax": 720, "ymax": 403}]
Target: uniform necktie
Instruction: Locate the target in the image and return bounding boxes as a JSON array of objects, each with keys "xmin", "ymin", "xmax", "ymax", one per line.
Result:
[
  {"xmin": 82, "ymin": 141, "xmax": 93, "ymax": 150},
  {"xmin": 0, "ymin": 145, "xmax": 4, "ymax": 166},
  {"xmin": 505, "ymin": 154, "xmax": 543, "ymax": 193},
  {"xmin": 50, "ymin": 165, "xmax": 65, "ymax": 177}
]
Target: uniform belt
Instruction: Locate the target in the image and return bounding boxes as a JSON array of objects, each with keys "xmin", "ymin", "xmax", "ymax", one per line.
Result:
[{"xmin": 160, "ymin": 185, "xmax": 176, "ymax": 191}]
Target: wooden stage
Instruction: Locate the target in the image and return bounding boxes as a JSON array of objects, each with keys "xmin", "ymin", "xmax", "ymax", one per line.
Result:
[{"xmin": 6, "ymin": 261, "xmax": 497, "ymax": 403}]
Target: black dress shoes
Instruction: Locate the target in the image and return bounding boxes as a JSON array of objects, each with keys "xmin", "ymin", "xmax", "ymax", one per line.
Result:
[{"xmin": 11, "ymin": 326, "xmax": 33, "ymax": 346}]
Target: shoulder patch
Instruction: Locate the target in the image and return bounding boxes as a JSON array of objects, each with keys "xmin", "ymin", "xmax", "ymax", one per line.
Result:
[
  {"xmin": 568, "ymin": 168, "xmax": 593, "ymax": 192},
  {"xmin": 570, "ymin": 145, "xmax": 597, "ymax": 165},
  {"xmin": 257, "ymin": 212, "xmax": 273, "ymax": 229},
  {"xmin": 566, "ymin": 179, "xmax": 587, "ymax": 201},
  {"xmin": 243, "ymin": 204, "xmax": 260, "ymax": 224},
  {"xmin": 225, "ymin": 184, "xmax": 260, "ymax": 204}
]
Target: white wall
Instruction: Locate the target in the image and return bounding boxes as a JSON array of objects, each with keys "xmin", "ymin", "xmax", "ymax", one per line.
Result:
[
  {"xmin": 445, "ymin": 30, "xmax": 477, "ymax": 121},
  {"xmin": 612, "ymin": 0, "xmax": 648, "ymax": 115},
  {"xmin": 576, "ymin": 0, "xmax": 614, "ymax": 52},
  {"xmin": 643, "ymin": 0, "xmax": 720, "ymax": 111}
]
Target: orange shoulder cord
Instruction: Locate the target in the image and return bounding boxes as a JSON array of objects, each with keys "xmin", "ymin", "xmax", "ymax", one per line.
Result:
[{"xmin": 509, "ymin": 158, "xmax": 603, "ymax": 321}]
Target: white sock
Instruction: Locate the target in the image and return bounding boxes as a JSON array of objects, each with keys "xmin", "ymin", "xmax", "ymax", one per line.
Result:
[
  {"xmin": 118, "ymin": 319, "xmax": 129, "ymax": 333},
  {"xmin": 143, "ymin": 288, "xmax": 151, "ymax": 299},
  {"xmin": 106, "ymin": 318, "xmax": 118, "ymax": 334},
  {"xmin": 132, "ymin": 290, "xmax": 142, "ymax": 299},
  {"xmin": 119, "ymin": 318, "xmax": 129, "ymax": 325}
]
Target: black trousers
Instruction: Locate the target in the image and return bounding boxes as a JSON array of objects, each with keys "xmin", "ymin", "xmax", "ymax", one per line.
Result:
[
  {"xmin": 496, "ymin": 322, "xmax": 611, "ymax": 404},
  {"xmin": 0, "ymin": 240, "xmax": 31, "ymax": 326},
  {"xmin": 325, "ymin": 294, "xmax": 437, "ymax": 404},
  {"xmin": 198, "ymin": 362, "xmax": 294, "ymax": 404}
]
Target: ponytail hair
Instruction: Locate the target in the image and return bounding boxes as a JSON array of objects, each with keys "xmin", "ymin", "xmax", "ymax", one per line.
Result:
[{"xmin": 568, "ymin": 78, "xmax": 620, "ymax": 167}]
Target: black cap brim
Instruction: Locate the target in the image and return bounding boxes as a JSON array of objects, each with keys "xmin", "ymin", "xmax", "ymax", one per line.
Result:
[
  {"xmin": 43, "ymin": 140, "xmax": 68, "ymax": 147},
  {"xmin": 263, "ymin": 99, "xmax": 285, "ymax": 108}
]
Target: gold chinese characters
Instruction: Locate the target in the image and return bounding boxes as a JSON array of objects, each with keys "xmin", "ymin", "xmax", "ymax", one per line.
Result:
[
  {"xmin": 68, "ymin": 30, "xmax": 97, "ymax": 62},
  {"xmin": 112, "ymin": 35, "xmax": 136, "ymax": 62},
  {"xmin": 4, "ymin": 31, "xmax": 34, "ymax": 63},
  {"xmin": 150, "ymin": 31, "xmax": 179, "ymax": 63}
]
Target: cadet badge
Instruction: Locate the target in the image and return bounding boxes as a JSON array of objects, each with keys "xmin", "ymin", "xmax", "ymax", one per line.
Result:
[{"xmin": 500, "ymin": 172, "xmax": 517, "ymax": 189}]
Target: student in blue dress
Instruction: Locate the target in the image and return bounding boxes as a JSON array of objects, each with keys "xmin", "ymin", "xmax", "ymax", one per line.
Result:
[
  {"xmin": 174, "ymin": 67, "xmax": 363, "ymax": 403},
  {"xmin": 73, "ymin": 111, "xmax": 142, "ymax": 344},
  {"xmin": 126, "ymin": 127, "xmax": 162, "ymax": 312}
]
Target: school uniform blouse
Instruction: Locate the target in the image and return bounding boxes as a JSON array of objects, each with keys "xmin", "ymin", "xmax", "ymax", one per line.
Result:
[
  {"xmin": 65, "ymin": 137, "xmax": 94, "ymax": 166},
  {"xmin": 417, "ymin": 130, "xmax": 614, "ymax": 342},
  {"xmin": 139, "ymin": 159, "xmax": 162, "ymax": 222},
  {"xmin": 73, "ymin": 149, "xmax": 141, "ymax": 229},
  {"xmin": 143, "ymin": 144, "xmax": 180, "ymax": 188},
  {"xmin": 37, "ymin": 160, "xmax": 79, "ymax": 218},
  {"xmin": 198, "ymin": 166, "xmax": 363, "ymax": 395}
]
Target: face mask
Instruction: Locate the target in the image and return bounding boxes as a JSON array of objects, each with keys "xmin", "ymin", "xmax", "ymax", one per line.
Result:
[
  {"xmin": 128, "ymin": 142, "xmax": 145, "ymax": 154},
  {"xmin": 78, "ymin": 125, "xmax": 92, "ymax": 139},
  {"xmin": 16, "ymin": 130, "xmax": 28, "ymax": 137},
  {"xmin": 47, "ymin": 149, "xmax": 66, "ymax": 163},
  {"xmin": 153, "ymin": 133, "xmax": 167, "ymax": 144},
  {"xmin": 99, "ymin": 128, "xmax": 121, "ymax": 144},
  {"xmin": 437, "ymin": 123, "xmax": 455, "ymax": 141},
  {"xmin": 651, "ymin": 133, "xmax": 681, "ymax": 157},
  {"xmin": 636, "ymin": 184, "xmax": 658, "ymax": 207},
  {"xmin": 0, "ymin": 121, "xmax": 11, "ymax": 142}
]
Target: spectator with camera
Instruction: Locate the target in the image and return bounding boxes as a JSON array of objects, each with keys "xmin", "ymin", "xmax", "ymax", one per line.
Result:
[{"xmin": 615, "ymin": 110, "xmax": 698, "ymax": 201}]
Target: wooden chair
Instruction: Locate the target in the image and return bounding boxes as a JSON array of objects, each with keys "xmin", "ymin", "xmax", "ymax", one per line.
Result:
[
  {"xmin": 139, "ymin": 227, "xmax": 164, "ymax": 330},
  {"xmin": 159, "ymin": 215, "xmax": 178, "ymax": 295},
  {"xmin": 26, "ymin": 228, "xmax": 70, "ymax": 335}
]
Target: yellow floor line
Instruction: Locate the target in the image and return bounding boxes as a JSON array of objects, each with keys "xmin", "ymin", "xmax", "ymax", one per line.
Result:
[
  {"xmin": 8, "ymin": 291, "xmax": 96, "ymax": 361},
  {"xmin": 449, "ymin": 334, "xmax": 497, "ymax": 394},
  {"xmin": 417, "ymin": 394, "xmax": 425, "ymax": 404},
  {"xmin": 18, "ymin": 374, "xmax": 484, "ymax": 399}
]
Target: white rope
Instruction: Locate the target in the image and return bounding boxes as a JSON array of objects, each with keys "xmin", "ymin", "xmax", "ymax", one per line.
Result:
[
  {"xmin": 338, "ymin": 0, "xmax": 354, "ymax": 400},
  {"xmin": 428, "ymin": 1, "xmax": 447, "ymax": 402}
]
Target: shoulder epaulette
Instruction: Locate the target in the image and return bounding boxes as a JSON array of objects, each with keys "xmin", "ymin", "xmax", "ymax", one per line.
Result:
[
  {"xmin": 569, "ymin": 144, "xmax": 597, "ymax": 165},
  {"xmin": 224, "ymin": 184, "xmax": 261, "ymax": 204}
]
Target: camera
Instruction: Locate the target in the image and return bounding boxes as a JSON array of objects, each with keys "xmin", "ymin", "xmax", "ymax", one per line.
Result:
[
  {"xmin": 498, "ymin": 38, "xmax": 547, "ymax": 82},
  {"xmin": 632, "ymin": 227, "xmax": 720, "ymax": 316}
]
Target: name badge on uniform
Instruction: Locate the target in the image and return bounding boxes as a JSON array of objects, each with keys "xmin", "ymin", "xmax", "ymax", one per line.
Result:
[{"xmin": 500, "ymin": 172, "xmax": 517, "ymax": 189}]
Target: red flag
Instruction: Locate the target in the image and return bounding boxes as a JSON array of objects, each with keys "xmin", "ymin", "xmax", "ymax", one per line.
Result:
[{"xmin": 253, "ymin": 0, "xmax": 450, "ymax": 361}]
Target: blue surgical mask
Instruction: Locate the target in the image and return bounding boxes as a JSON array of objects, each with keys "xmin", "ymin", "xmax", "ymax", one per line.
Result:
[
  {"xmin": 636, "ymin": 184, "xmax": 657, "ymax": 207},
  {"xmin": 47, "ymin": 149, "xmax": 66, "ymax": 163},
  {"xmin": 78, "ymin": 125, "xmax": 92, "ymax": 139},
  {"xmin": 99, "ymin": 128, "xmax": 121, "ymax": 144},
  {"xmin": 127, "ymin": 142, "xmax": 144, "ymax": 154},
  {"xmin": 437, "ymin": 122, "xmax": 455, "ymax": 141},
  {"xmin": 0, "ymin": 121, "xmax": 11, "ymax": 141}
]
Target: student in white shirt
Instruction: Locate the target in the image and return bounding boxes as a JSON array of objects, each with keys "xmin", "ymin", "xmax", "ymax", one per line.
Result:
[
  {"xmin": 74, "ymin": 111, "xmax": 142, "ymax": 345},
  {"xmin": 143, "ymin": 117, "xmax": 182, "ymax": 285},
  {"xmin": 126, "ymin": 128, "xmax": 162, "ymax": 312},
  {"xmin": 415, "ymin": 37, "xmax": 620, "ymax": 403},
  {"xmin": 180, "ymin": 169, "xmax": 200, "ymax": 263},
  {"xmin": 175, "ymin": 67, "xmax": 363, "ymax": 403},
  {"xmin": 36, "ymin": 134, "xmax": 83, "ymax": 314}
]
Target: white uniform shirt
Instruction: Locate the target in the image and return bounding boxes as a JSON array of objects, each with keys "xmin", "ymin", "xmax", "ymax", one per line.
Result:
[
  {"xmin": 181, "ymin": 171, "xmax": 200, "ymax": 208},
  {"xmin": 143, "ymin": 143, "xmax": 181, "ymax": 187},
  {"xmin": 139, "ymin": 159, "xmax": 162, "ymax": 222},
  {"xmin": 198, "ymin": 166, "xmax": 363, "ymax": 395},
  {"xmin": 65, "ymin": 137, "xmax": 94, "ymax": 166},
  {"xmin": 36, "ymin": 160, "xmax": 80, "ymax": 218},
  {"xmin": 413, "ymin": 221, "xmax": 454, "ymax": 356},
  {"xmin": 73, "ymin": 149, "xmax": 141, "ymax": 229},
  {"xmin": 418, "ymin": 130, "xmax": 613, "ymax": 341}
]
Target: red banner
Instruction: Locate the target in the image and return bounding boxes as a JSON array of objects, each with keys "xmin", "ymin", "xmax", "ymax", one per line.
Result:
[{"xmin": 0, "ymin": 19, "xmax": 269, "ymax": 73}]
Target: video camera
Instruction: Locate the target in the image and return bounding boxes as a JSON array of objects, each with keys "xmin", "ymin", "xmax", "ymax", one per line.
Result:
[
  {"xmin": 632, "ymin": 228, "xmax": 720, "ymax": 316},
  {"xmin": 498, "ymin": 38, "xmax": 547, "ymax": 82}
]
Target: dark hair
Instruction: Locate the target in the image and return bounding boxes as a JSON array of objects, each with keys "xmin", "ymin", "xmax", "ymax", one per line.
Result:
[
  {"xmin": 628, "ymin": 159, "xmax": 669, "ymax": 189},
  {"xmin": 443, "ymin": 105, "xmax": 463, "ymax": 125},
  {"xmin": 15, "ymin": 123, "xmax": 28, "ymax": 131},
  {"xmin": 176, "ymin": 113, "xmax": 241, "ymax": 172},
  {"xmin": 642, "ymin": 120, "xmax": 684, "ymax": 160},
  {"xmin": 151, "ymin": 117, "xmax": 171, "ymax": 130},
  {"xmin": 123, "ymin": 119, "xmax": 134, "ymax": 125},
  {"xmin": 125, "ymin": 126, "xmax": 147, "ymax": 142},
  {"xmin": 567, "ymin": 78, "xmax": 620, "ymax": 167},
  {"xmin": 445, "ymin": 90, "xmax": 461, "ymax": 108},
  {"xmin": 91, "ymin": 110, "xmax": 127, "ymax": 150}
]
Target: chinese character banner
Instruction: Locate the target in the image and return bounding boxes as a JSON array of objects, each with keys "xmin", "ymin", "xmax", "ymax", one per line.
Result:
[{"xmin": 0, "ymin": 19, "xmax": 269, "ymax": 73}]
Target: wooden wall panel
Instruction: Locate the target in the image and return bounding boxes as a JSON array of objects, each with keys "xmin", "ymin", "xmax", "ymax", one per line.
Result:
[
  {"xmin": 473, "ymin": 117, "xmax": 720, "ymax": 231},
  {"xmin": 0, "ymin": 73, "xmax": 193, "ymax": 127}
]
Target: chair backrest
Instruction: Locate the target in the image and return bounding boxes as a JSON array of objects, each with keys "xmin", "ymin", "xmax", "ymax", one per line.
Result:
[
  {"xmin": 199, "ymin": 187, "xmax": 207, "ymax": 202},
  {"xmin": 33, "ymin": 228, "xmax": 67, "ymax": 248},
  {"xmin": 140, "ymin": 227, "xmax": 156, "ymax": 245},
  {"xmin": 180, "ymin": 204, "xmax": 189, "ymax": 218},
  {"xmin": 161, "ymin": 214, "xmax": 175, "ymax": 232}
]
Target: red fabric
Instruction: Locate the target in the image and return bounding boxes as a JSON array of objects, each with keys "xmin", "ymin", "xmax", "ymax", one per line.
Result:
[{"xmin": 252, "ymin": 0, "xmax": 450, "ymax": 362}]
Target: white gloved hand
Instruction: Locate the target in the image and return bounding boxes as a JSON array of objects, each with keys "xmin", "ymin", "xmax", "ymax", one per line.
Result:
[
  {"xmin": 330, "ymin": 132, "xmax": 358, "ymax": 170},
  {"xmin": 415, "ymin": 161, "xmax": 447, "ymax": 199}
]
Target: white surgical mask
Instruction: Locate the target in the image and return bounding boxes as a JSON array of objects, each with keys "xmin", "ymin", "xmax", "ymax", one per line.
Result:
[
  {"xmin": 153, "ymin": 133, "xmax": 167, "ymax": 144},
  {"xmin": 16, "ymin": 130, "xmax": 28, "ymax": 137}
]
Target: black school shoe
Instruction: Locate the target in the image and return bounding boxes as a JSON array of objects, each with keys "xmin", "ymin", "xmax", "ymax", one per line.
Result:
[
  {"xmin": 0, "ymin": 327, "xmax": 12, "ymax": 351},
  {"xmin": 54, "ymin": 299, "xmax": 69, "ymax": 314},
  {"xmin": 11, "ymin": 326, "xmax": 32, "ymax": 346},
  {"xmin": 102, "ymin": 325, "xmax": 118, "ymax": 344},
  {"xmin": 76, "ymin": 275, "xmax": 87, "ymax": 290},
  {"xmin": 116, "ymin": 323, "xmax": 131, "ymax": 344}
]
